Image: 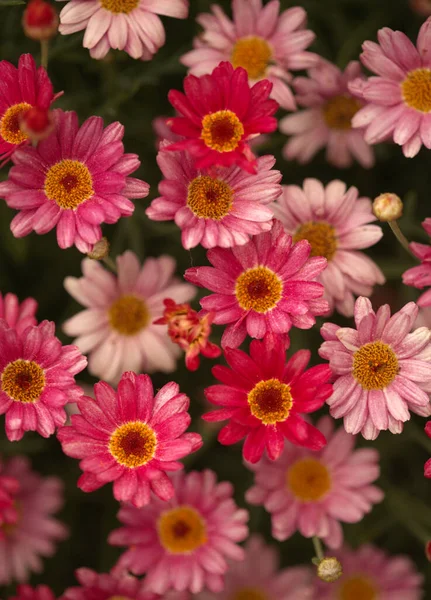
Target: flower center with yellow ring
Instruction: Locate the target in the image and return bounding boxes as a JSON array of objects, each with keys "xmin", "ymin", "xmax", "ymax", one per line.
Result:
[
  {"xmin": 100, "ymin": 0, "xmax": 138, "ymax": 13},
  {"xmin": 201, "ymin": 110, "xmax": 244, "ymax": 153},
  {"xmin": 231, "ymin": 36, "xmax": 272, "ymax": 80},
  {"xmin": 337, "ymin": 575, "xmax": 378, "ymax": 600},
  {"xmin": 287, "ymin": 458, "xmax": 331, "ymax": 502},
  {"xmin": 157, "ymin": 505, "xmax": 207, "ymax": 554},
  {"xmin": 352, "ymin": 341, "xmax": 399, "ymax": 390},
  {"xmin": 109, "ymin": 421, "xmax": 157, "ymax": 468},
  {"xmin": 0, "ymin": 102, "xmax": 31, "ymax": 145},
  {"xmin": 293, "ymin": 221, "xmax": 338, "ymax": 261},
  {"xmin": 108, "ymin": 295, "xmax": 149, "ymax": 336},
  {"xmin": 323, "ymin": 95, "xmax": 361, "ymax": 130},
  {"xmin": 235, "ymin": 266, "xmax": 282, "ymax": 313},
  {"xmin": 402, "ymin": 68, "xmax": 431, "ymax": 113},
  {"xmin": 232, "ymin": 588, "xmax": 268, "ymax": 600},
  {"xmin": 44, "ymin": 159, "xmax": 94, "ymax": 210},
  {"xmin": 1, "ymin": 359, "xmax": 45, "ymax": 403},
  {"xmin": 247, "ymin": 378, "xmax": 293, "ymax": 425},
  {"xmin": 187, "ymin": 175, "xmax": 233, "ymax": 220}
]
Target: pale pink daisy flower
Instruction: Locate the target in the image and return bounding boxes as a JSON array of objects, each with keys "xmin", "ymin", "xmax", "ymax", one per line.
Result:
[
  {"xmin": 10, "ymin": 585, "xmax": 56, "ymax": 600},
  {"xmin": 63, "ymin": 251, "xmax": 195, "ymax": 383},
  {"xmin": 0, "ymin": 291, "xmax": 38, "ymax": 333},
  {"xmin": 0, "ymin": 109, "xmax": 150, "ymax": 253},
  {"xmin": 280, "ymin": 59, "xmax": 374, "ymax": 168},
  {"xmin": 57, "ymin": 0, "xmax": 188, "ymax": 60},
  {"xmin": 146, "ymin": 143, "xmax": 281, "ymax": 249},
  {"xmin": 61, "ymin": 567, "xmax": 157, "ymax": 600},
  {"xmin": 245, "ymin": 416, "xmax": 383, "ymax": 549},
  {"xmin": 185, "ymin": 220, "xmax": 329, "ymax": 349},
  {"xmin": 319, "ymin": 297, "xmax": 431, "ymax": 440},
  {"xmin": 181, "ymin": 0, "xmax": 318, "ymax": 110},
  {"xmin": 348, "ymin": 18, "xmax": 431, "ymax": 158},
  {"xmin": 109, "ymin": 469, "xmax": 249, "ymax": 594},
  {"xmin": 272, "ymin": 179, "xmax": 385, "ymax": 317},
  {"xmin": 403, "ymin": 218, "xmax": 431, "ymax": 306},
  {"xmin": 0, "ymin": 456, "xmax": 68, "ymax": 585}
]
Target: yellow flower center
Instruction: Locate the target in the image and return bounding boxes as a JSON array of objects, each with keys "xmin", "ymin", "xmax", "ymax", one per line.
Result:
[
  {"xmin": 293, "ymin": 221, "xmax": 338, "ymax": 261},
  {"xmin": 108, "ymin": 295, "xmax": 149, "ymax": 336},
  {"xmin": 0, "ymin": 102, "xmax": 31, "ymax": 145},
  {"xmin": 1, "ymin": 359, "xmax": 45, "ymax": 403},
  {"xmin": 187, "ymin": 175, "xmax": 233, "ymax": 220},
  {"xmin": 231, "ymin": 36, "xmax": 272, "ymax": 80},
  {"xmin": 109, "ymin": 421, "xmax": 157, "ymax": 468},
  {"xmin": 235, "ymin": 266, "xmax": 283, "ymax": 313},
  {"xmin": 338, "ymin": 575, "xmax": 379, "ymax": 600},
  {"xmin": 44, "ymin": 159, "xmax": 94, "ymax": 210},
  {"xmin": 287, "ymin": 458, "xmax": 331, "ymax": 502},
  {"xmin": 247, "ymin": 378, "xmax": 293, "ymax": 425},
  {"xmin": 157, "ymin": 505, "xmax": 207, "ymax": 554},
  {"xmin": 232, "ymin": 588, "xmax": 268, "ymax": 600},
  {"xmin": 322, "ymin": 95, "xmax": 361, "ymax": 130},
  {"xmin": 201, "ymin": 110, "xmax": 244, "ymax": 153},
  {"xmin": 352, "ymin": 341, "xmax": 399, "ymax": 390},
  {"xmin": 402, "ymin": 68, "xmax": 431, "ymax": 113},
  {"xmin": 100, "ymin": 0, "xmax": 139, "ymax": 13}
]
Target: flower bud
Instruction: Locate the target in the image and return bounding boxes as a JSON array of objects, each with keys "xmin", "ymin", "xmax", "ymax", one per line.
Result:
[
  {"xmin": 317, "ymin": 557, "xmax": 343, "ymax": 583},
  {"xmin": 19, "ymin": 106, "xmax": 54, "ymax": 142},
  {"xmin": 87, "ymin": 238, "xmax": 110, "ymax": 261},
  {"xmin": 426, "ymin": 541, "xmax": 431, "ymax": 562},
  {"xmin": 23, "ymin": 0, "xmax": 58, "ymax": 41},
  {"xmin": 372, "ymin": 193, "xmax": 403, "ymax": 222}
]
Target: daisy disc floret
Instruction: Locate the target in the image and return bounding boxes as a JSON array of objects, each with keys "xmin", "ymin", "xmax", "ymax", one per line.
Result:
[
  {"xmin": 0, "ymin": 291, "xmax": 37, "ymax": 334},
  {"xmin": 403, "ymin": 218, "xmax": 431, "ymax": 306},
  {"xmin": 319, "ymin": 297, "xmax": 431, "ymax": 440},
  {"xmin": 61, "ymin": 567, "xmax": 156, "ymax": 600}
]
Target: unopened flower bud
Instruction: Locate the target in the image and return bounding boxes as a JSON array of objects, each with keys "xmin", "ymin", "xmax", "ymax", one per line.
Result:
[
  {"xmin": 87, "ymin": 238, "xmax": 110, "ymax": 260},
  {"xmin": 23, "ymin": 0, "xmax": 58, "ymax": 41},
  {"xmin": 317, "ymin": 557, "xmax": 343, "ymax": 583},
  {"xmin": 19, "ymin": 106, "xmax": 54, "ymax": 142},
  {"xmin": 373, "ymin": 193, "xmax": 403, "ymax": 222}
]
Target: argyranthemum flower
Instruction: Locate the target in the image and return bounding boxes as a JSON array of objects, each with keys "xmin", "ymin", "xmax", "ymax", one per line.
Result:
[
  {"xmin": 272, "ymin": 179, "xmax": 385, "ymax": 317},
  {"xmin": 63, "ymin": 251, "xmax": 195, "ymax": 383},
  {"xmin": 204, "ymin": 334, "xmax": 331, "ymax": 463},
  {"xmin": 167, "ymin": 61, "xmax": 278, "ymax": 174},
  {"xmin": 0, "ymin": 54, "xmax": 59, "ymax": 166},
  {"xmin": 245, "ymin": 416, "xmax": 383, "ymax": 548},
  {"xmin": 57, "ymin": 0, "xmax": 188, "ymax": 60},
  {"xmin": 0, "ymin": 109, "xmax": 150, "ymax": 253},
  {"xmin": 319, "ymin": 297, "xmax": 431, "ymax": 440},
  {"xmin": 424, "ymin": 420, "xmax": 431, "ymax": 477},
  {"xmin": 57, "ymin": 371, "xmax": 202, "ymax": 507},
  {"xmin": 0, "ymin": 456, "xmax": 67, "ymax": 585},
  {"xmin": 403, "ymin": 218, "xmax": 431, "ymax": 306},
  {"xmin": 109, "ymin": 470, "xmax": 249, "ymax": 594},
  {"xmin": 348, "ymin": 17, "xmax": 431, "ymax": 158},
  {"xmin": 61, "ymin": 567, "xmax": 157, "ymax": 600},
  {"xmin": 313, "ymin": 545, "xmax": 423, "ymax": 599},
  {"xmin": 184, "ymin": 220, "xmax": 328, "ymax": 349},
  {"xmin": 11, "ymin": 585, "xmax": 56, "ymax": 600},
  {"xmin": 0, "ymin": 291, "xmax": 38, "ymax": 334},
  {"xmin": 181, "ymin": 1, "xmax": 318, "ymax": 111},
  {"xmin": 146, "ymin": 144, "xmax": 281, "ymax": 249},
  {"xmin": 0, "ymin": 465, "xmax": 19, "ymax": 536},
  {"xmin": 280, "ymin": 59, "xmax": 374, "ymax": 168},
  {"xmin": 0, "ymin": 320, "xmax": 87, "ymax": 441}
]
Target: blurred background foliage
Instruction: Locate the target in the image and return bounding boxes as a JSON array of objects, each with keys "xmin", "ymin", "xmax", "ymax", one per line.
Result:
[{"xmin": 1, "ymin": 0, "xmax": 431, "ymax": 595}]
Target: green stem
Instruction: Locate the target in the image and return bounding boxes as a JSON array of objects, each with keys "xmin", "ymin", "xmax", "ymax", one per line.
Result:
[
  {"xmin": 102, "ymin": 256, "xmax": 117, "ymax": 273},
  {"xmin": 312, "ymin": 536, "xmax": 325, "ymax": 561},
  {"xmin": 40, "ymin": 39, "xmax": 49, "ymax": 70},
  {"xmin": 388, "ymin": 221, "xmax": 415, "ymax": 258}
]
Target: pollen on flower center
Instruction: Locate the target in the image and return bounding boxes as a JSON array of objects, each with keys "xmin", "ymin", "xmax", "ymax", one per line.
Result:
[
  {"xmin": 0, "ymin": 102, "xmax": 31, "ymax": 145},
  {"xmin": 201, "ymin": 110, "xmax": 244, "ymax": 153},
  {"xmin": 108, "ymin": 295, "xmax": 149, "ymax": 336},
  {"xmin": 233, "ymin": 588, "xmax": 268, "ymax": 600},
  {"xmin": 338, "ymin": 575, "xmax": 378, "ymax": 600},
  {"xmin": 44, "ymin": 159, "xmax": 94, "ymax": 210},
  {"xmin": 293, "ymin": 221, "xmax": 338, "ymax": 260},
  {"xmin": 231, "ymin": 36, "xmax": 272, "ymax": 80},
  {"xmin": 322, "ymin": 95, "xmax": 361, "ymax": 130},
  {"xmin": 247, "ymin": 378, "xmax": 293, "ymax": 425},
  {"xmin": 352, "ymin": 341, "xmax": 399, "ymax": 390},
  {"xmin": 109, "ymin": 421, "xmax": 157, "ymax": 468},
  {"xmin": 402, "ymin": 68, "xmax": 431, "ymax": 113},
  {"xmin": 187, "ymin": 175, "xmax": 233, "ymax": 220},
  {"xmin": 287, "ymin": 458, "xmax": 331, "ymax": 502},
  {"xmin": 235, "ymin": 266, "xmax": 283, "ymax": 313},
  {"xmin": 157, "ymin": 505, "xmax": 207, "ymax": 554},
  {"xmin": 1, "ymin": 359, "xmax": 45, "ymax": 403},
  {"xmin": 100, "ymin": 0, "xmax": 139, "ymax": 13}
]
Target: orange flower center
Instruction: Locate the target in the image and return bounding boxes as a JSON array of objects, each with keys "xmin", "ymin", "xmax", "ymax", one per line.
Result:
[
  {"xmin": 187, "ymin": 175, "xmax": 233, "ymax": 219},
  {"xmin": 231, "ymin": 36, "xmax": 272, "ymax": 80},
  {"xmin": 337, "ymin": 575, "xmax": 379, "ymax": 600},
  {"xmin": 247, "ymin": 378, "xmax": 293, "ymax": 425},
  {"xmin": 287, "ymin": 458, "xmax": 331, "ymax": 502},
  {"xmin": 293, "ymin": 221, "xmax": 337, "ymax": 261},
  {"xmin": 201, "ymin": 110, "xmax": 244, "ymax": 153},
  {"xmin": 235, "ymin": 266, "xmax": 283, "ymax": 313},
  {"xmin": 157, "ymin": 505, "xmax": 207, "ymax": 554},
  {"xmin": 232, "ymin": 588, "xmax": 268, "ymax": 600},
  {"xmin": 402, "ymin": 68, "xmax": 431, "ymax": 113},
  {"xmin": 108, "ymin": 295, "xmax": 149, "ymax": 336},
  {"xmin": 322, "ymin": 95, "xmax": 361, "ymax": 130},
  {"xmin": 44, "ymin": 159, "xmax": 94, "ymax": 210},
  {"xmin": 100, "ymin": 0, "xmax": 139, "ymax": 13},
  {"xmin": 352, "ymin": 341, "xmax": 399, "ymax": 390},
  {"xmin": 0, "ymin": 102, "xmax": 31, "ymax": 145},
  {"xmin": 109, "ymin": 421, "xmax": 157, "ymax": 468},
  {"xmin": 1, "ymin": 359, "xmax": 45, "ymax": 403}
]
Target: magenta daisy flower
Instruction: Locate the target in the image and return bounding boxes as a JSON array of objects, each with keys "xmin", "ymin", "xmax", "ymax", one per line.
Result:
[
  {"xmin": 403, "ymin": 218, "xmax": 431, "ymax": 306},
  {"xmin": 109, "ymin": 469, "xmax": 249, "ymax": 594},
  {"xmin": 0, "ymin": 319, "xmax": 86, "ymax": 441},
  {"xmin": 57, "ymin": 0, "xmax": 188, "ymax": 60},
  {"xmin": 184, "ymin": 220, "xmax": 329, "ymax": 349},
  {"xmin": 246, "ymin": 416, "xmax": 383, "ymax": 549},
  {"xmin": 272, "ymin": 179, "xmax": 384, "ymax": 317},
  {"xmin": 0, "ymin": 54, "xmax": 59, "ymax": 166},
  {"xmin": 146, "ymin": 143, "xmax": 281, "ymax": 249},
  {"xmin": 181, "ymin": 1, "xmax": 317, "ymax": 111},
  {"xmin": 204, "ymin": 333, "xmax": 331, "ymax": 463},
  {"xmin": 0, "ymin": 291, "xmax": 38, "ymax": 334},
  {"xmin": 281, "ymin": 59, "xmax": 374, "ymax": 168},
  {"xmin": 0, "ymin": 109, "xmax": 150, "ymax": 253},
  {"xmin": 61, "ymin": 567, "xmax": 156, "ymax": 600},
  {"xmin": 63, "ymin": 251, "xmax": 195, "ymax": 383},
  {"xmin": 167, "ymin": 61, "xmax": 278, "ymax": 174},
  {"xmin": 0, "ymin": 456, "xmax": 67, "ymax": 585},
  {"xmin": 0, "ymin": 466, "xmax": 19, "ymax": 536},
  {"xmin": 348, "ymin": 17, "xmax": 431, "ymax": 158},
  {"xmin": 319, "ymin": 297, "xmax": 431, "ymax": 440},
  {"xmin": 10, "ymin": 585, "xmax": 56, "ymax": 600}
]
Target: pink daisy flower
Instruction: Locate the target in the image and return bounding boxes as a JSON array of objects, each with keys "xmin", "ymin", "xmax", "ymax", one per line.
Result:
[
  {"xmin": 63, "ymin": 251, "xmax": 196, "ymax": 383},
  {"xmin": 280, "ymin": 59, "xmax": 374, "ymax": 168},
  {"xmin": 0, "ymin": 54, "xmax": 59, "ymax": 166},
  {"xmin": 167, "ymin": 61, "xmax": 278, "ymax": 174},
  {"xmin": 314, "ymin": 545, "xmax": 423, "ymax": 599},
  {"xmin": 0, "ymin": 319, "xmax": 87, "ymax": 441},
  {"xmin": 272, "ymin": 179, "xmax": 385, "ymax": 317},
  {"xmin": 61, "ymin": 567, "xmax": 156, "ymax": 600},
  {"xmin": 245, "ymin": 416, "xmax": 383, "ymax": 549},
  {"xmin": 403, "ymin": 218, "xmax": 431, "ymax": 306},
  {"xmin": 424, "ymin": 420, "xmax": 431, "ymax": 477},
  {"xmin": 109, "ymin": 469, "xmax": 249, "ymax": 594},
  {"xmin": 10, "ymin": 585, "xmax": 56, "ymax": 600},
  {"xmin": 57, "ymin": 0, "xmax": 188, "ymax": 60},
  {"xmin": 0, "ymin": 456, "xmax": 67, "ymax": 585},
  {"xmin": 0, "ymin": 109, "xmax": 150, "ymax": 253},
  {"xmin": 57, "ymin": 371, "xmax": 202, "ymax": 507},
  {"xmin": 319, "ymin": 297, "xmax": 431, "ymax": 440},
  {"xmin": 0, "ymin": 466, "xmax": 19, "ymax": 536},
  {"xmin": 146, "ymin": 143, "xmax": 281, "ymax": 249},
  {"xmin": 0, "ymin": 291, "xmax": 38, "ymax": 334},
  {"xmin": 348, "ymin": 17, "xmax": 431, "ymax": 158},
  {"xmin": 184, "ymin": 220, "xmax": 329, "ymax": 349},
  {"xmin": 204, "ymin": 333, "xmax": 331, "ymax": 463}
]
